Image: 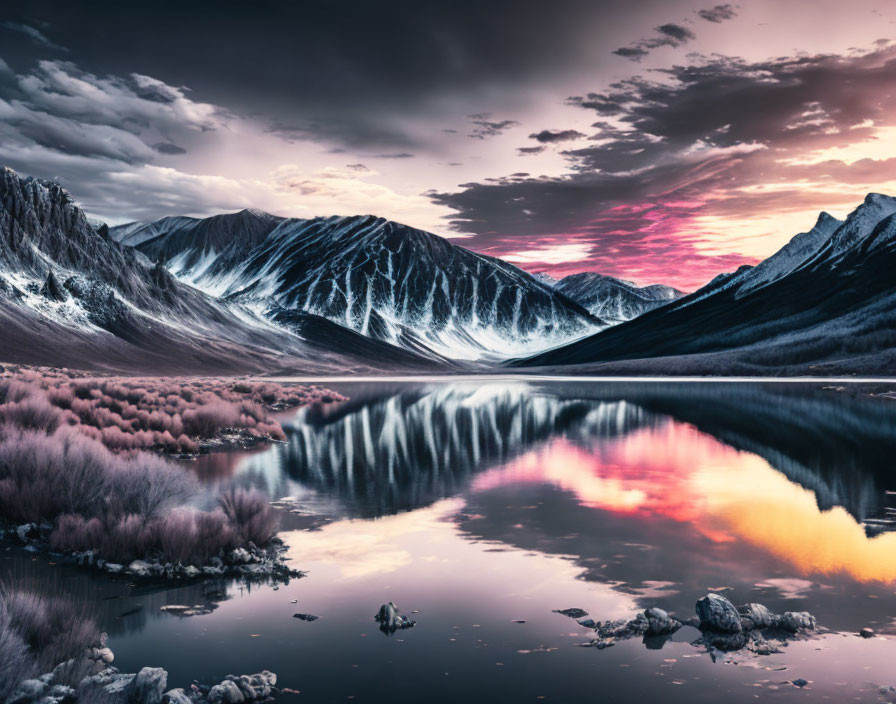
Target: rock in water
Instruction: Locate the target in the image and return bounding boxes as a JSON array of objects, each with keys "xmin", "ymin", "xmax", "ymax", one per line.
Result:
[
  {"xmin": 553, "ymin": 608, "xmax": 589, "ymax": 619},
  {"xmin": 374, "ymin": 602, "xmax": 416, "ymax": 633},
  {"xmin": 696, "ymin": 593, "xmax": 743, "ymax": 633},
  {"xmin": 293, "ymin": 613, "xmax": 319, "ymax": 621},
  {"xmin": 207, "ymin": 679, "xmax": 244, "ymax": 703},
  {"xmin": 860, "ymin": 627, "xmax": 875, "ymax": 638},
  {"xmin": 163, "ymin": 689, "xmax": 192, "ymax": 704},
  {"xmin": 644, "ymin": 607, "xmax": 682, "ymax": 635},
  {"xmin": 737, "ymin": 603, "xmax": 774, "ymax": 629},
  {"xmin": 132, "ymin": 667, "xmax": 167, "ymax": 704},
  {"xmin": 777, "ymin": 611, "xmax": 816, "ymax": 632}
]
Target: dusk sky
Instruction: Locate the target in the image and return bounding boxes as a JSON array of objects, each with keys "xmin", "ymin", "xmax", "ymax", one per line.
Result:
[{"xmin": 2, "ymin": 0, "xmax": 896, "ymax": 289}]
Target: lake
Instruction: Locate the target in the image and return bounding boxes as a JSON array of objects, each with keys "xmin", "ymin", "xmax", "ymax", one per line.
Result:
[{"xmin": 4, "ymin": 380, "xmax": 896, "ymax": 703}]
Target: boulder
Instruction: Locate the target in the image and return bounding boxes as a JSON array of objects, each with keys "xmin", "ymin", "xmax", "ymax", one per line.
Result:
[
  {"xmin": 127, "ymin": 560, "xmax": 153, "ymax": 578},
  {"xmin": 777, "ymin": 611, "xmax": 816, "ymax": 632},
  {"xmin": 162, "ymin": 689, "xmax": 192, "ymax": 704},
  {"xmin": 7, "ymin": 679, "xmax": 46, "ymax": 704},
  {"xmin": 696, "ymin": 593, "xmax": 742, "ymax": 633},
  {"xmin": 208, "ymin": 679, "xmax": 245, "ymax": 703},
  {"xmin": 737, "ymin": 603, "xmax": 774, "ymax": 629},
  {"xmin": 133, "ymin": 667, "xmax": 167, "ymax": 704},
  {"xmin": 644, "ymin": 607, "xmax": 681, "ymax": 636}
]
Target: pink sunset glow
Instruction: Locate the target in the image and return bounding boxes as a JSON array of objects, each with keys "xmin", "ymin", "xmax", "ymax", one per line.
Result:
[{"xmin": 472, "ymin": 424, "xmax": 896, "ymax": 583}]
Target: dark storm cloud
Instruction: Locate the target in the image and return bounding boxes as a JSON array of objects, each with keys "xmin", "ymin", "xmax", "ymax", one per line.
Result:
[
  {"xmin": 697, "ymin": 4, "xmax": 738, "ymax": 23},
  {"xmin": 2, "ymin": 0, "xmax": 666, "ymax": 152},
  {"xmin": 468, "ymin": 113, "xmax": 520, "ymax": 139},
  {"xmin": 0, "ymin": 21, "xmax": 67, "ymax": 51},
  {"xmin": 529, "ymin": 129, "xmax": 586, "ymax": 143},
  {"xmin": 0, "ymin": 56, "xmax": 232, "ymax": 218},
  {"xmin": 614, "ymin": 21, "xmax": 697, "ymax": 62},
  {"xmin": 374, "ymin": 152, "xmax": 415, "ymax": 159},
  {"xmin": 517, "ymin": 146, "xmax": 547, "ymax": 155},
  {"xmin": 431, "ymin": 45, "xmax": 896, "ymax": 288},
  {"xmin": 153, "ymin": 142, "xmax": 186, "ymax": 155}
]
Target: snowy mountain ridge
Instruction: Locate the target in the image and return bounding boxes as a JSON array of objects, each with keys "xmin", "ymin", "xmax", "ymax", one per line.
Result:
[{"xmin": 115, "ymin": 212, "xmax": 605, "ymax": 361}]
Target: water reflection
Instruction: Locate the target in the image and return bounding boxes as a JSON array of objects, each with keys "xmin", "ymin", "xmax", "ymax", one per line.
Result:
[
  {"xmin": 268, "ymin": 382, "xmax": 896, "ymax": 530},
  {"xmin": 278, "ymin": 384, "xmax": 660, "ymax": 516}
]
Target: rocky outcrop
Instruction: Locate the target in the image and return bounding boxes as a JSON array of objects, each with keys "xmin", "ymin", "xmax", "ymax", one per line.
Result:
[
  {"xmin": 1, "ymin": 523, "xmax": 302, "ymax": 584},
  {"xmin": 12, "ymin": 637, "xmax": 282, "ymax": 704},
  {"xmin": 581, "ymin": 593, "xmax": 817, "ymax": 655}
]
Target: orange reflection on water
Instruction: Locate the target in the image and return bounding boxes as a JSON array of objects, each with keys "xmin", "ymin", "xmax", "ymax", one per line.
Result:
[{"xmin": 471, "ymin": 421, "xmax": 896, "ymax": 584}]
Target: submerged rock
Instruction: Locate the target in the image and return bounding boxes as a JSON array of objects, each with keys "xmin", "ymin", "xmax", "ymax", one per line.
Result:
[
  {"xmin": 553, "ymin": 607, "xmax": 589, "ymax": 619},
  {"xmin": 374, "ymin": 602, "xmax": 416, "ymax": 633},
  {"xmin": 293, "ymin": 612, "xmax": 319, "ymax": 621}
]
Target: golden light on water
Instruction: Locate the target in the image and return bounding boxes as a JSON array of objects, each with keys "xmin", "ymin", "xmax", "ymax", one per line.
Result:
[{"xmin": 472, "ymin": 421, "xmax": 896, "ymax": 584}]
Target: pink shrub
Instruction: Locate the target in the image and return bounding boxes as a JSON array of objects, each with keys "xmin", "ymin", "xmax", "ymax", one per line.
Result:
[
  {"xmin": 218, "ymin": 487, "xmax": 278, "ymax": 546},
  {"xmin": 0, "ymin": 397, "xmax": 65, "ymax": 433},
  {"xmin": 182, "ymin": 400, "xmax": 241, "ymax": 436},
  {"xmin": 0, "ymin": 381, "xmax": 35, "ymax": 404}
]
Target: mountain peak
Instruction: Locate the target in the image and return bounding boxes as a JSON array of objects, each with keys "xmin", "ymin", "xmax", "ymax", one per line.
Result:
[
  {"xmin": 814, "ymin": 211, "xmax": 841, "ymax": 229},
  {"xmin": 863, "ymin": 192, "xmax": 896, "ymax": 207}
]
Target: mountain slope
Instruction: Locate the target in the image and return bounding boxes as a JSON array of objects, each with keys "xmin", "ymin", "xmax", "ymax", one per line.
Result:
[
  {"xmin": 553, "ymin": 272, "xmax": 682, "ymax": 324},
  {"xmin": 117, "ymin": 213, "xmax": 603, "ymax": 360},
  {"xmin": 518, "ymin": 193, "xmax": 896, "ymax": 372},
  {"xmin": 111, "ymin": 210, "xmax": 284, "ymax": 294},
  {"xmin": 0, "ymin": 167, "xmax": 442, "ymax": 373}
]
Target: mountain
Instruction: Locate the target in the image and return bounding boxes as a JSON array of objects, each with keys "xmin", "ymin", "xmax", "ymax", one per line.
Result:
[
  {"xmin": 114, "ymin": 213, "xmax": 603, "ymax": 360},
  {"xmin": 518, "ymin": 193, "xmax": 896, "ymax": 373},
  {"xmin": 0, "ymin": 166, "xmax": 441, "ymax": 373},
  {"xmin": 111, "ymin": 210, "xmax": 284, "ymax": 292},
  {"xmin": 552, "ymin": 272, "xmax": 682, "ymax": 324}
]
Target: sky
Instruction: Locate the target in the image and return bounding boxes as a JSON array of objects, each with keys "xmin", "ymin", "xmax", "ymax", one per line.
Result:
[{"xmin": 2, "ymin": 0, "xmax": 896, "ymax": 290}]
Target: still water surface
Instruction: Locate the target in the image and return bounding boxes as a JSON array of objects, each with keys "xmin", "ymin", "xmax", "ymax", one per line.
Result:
[{"xmin": 5, "ymin": 381, "xmax": 896, "ymax": 703}]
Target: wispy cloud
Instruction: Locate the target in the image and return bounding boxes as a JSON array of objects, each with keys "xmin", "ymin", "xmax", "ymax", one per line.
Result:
[{"xmin": 0, "ymin": 21, "xmax": 67, "ymax": 51}]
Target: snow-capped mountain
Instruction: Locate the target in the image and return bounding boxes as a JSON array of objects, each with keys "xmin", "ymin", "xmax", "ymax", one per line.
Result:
[
  {"xmin": 111, "ymin": 209, "xmax": 283, "ymax": 280},
  {"xmin": 0, "ymin": 166, "xmax": 440, "ymax": 373},
  {"xmin": 520, "ymin": 193, "xmax": 896, "ymax": 372},
  {"xmin": 553, "ymin": 272, "xmax": 682, "ymax": 324},
  {"xmin": 115, "ymin": 213, "xmax": 603, "ymax": 360}
]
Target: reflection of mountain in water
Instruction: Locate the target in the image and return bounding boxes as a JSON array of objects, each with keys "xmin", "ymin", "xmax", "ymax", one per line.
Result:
[
  {"xmin": 279, "ymin": 383, "xmax": 659, "ymax": 516},
  {"xmin": 278, "ymin": 382, "xmax": 896, "ymax": 530}
]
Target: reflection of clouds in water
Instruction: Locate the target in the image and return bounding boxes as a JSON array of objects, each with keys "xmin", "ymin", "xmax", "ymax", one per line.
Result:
[
  {"xmin": 283, "ymin": 499, "xmax": 464, "ymax": 580},
  {"xmin": 470, "ymin": 423, "xmax": 896, "ymax": 585},
  {"xmin": 754, "ymin": 578, "xmax": 817, "ymax": 600}
]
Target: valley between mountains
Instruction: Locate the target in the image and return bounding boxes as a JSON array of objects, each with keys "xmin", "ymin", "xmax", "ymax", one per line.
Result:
[{"xmin": 2, "ymin": 164, "xmax": 895, "ymax": 376}]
